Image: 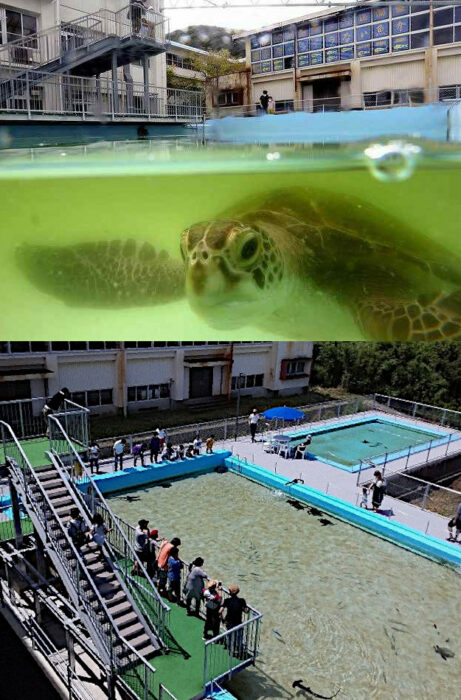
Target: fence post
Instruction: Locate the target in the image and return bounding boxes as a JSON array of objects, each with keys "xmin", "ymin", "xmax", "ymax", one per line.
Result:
[
  {"xmin": 412, "ymin": 402, "xmax": 417, "ymax": 417},
  {"xmin": 445, "ymin": 432, "xmax": 452, "ymax": 456},
  {"xmin": 421, "ymin": 484, "xmax": 430, "ymax": 510},
  {"xmin": 441, "ymin": 409, "xmax": 447, "ymax": 426},
  {"xmin": 224, "ymin": 419, "xmax": 227, "ymax": 441},
  {"xmin": 426, "ymin": 440, "xmax": 432, "ymax": 463},
  {"xmin": 356, "ymin": 460, "xmax": 362, "ymax": 486},
  {"xmin": 144, "ymin": 663, "xmax": 149, "ymax": 700}
]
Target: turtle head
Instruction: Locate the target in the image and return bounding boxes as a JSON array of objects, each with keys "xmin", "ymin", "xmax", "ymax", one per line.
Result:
[{"xmin": 180, "ymin": 219, "xmax": 288, "ymax": 329}]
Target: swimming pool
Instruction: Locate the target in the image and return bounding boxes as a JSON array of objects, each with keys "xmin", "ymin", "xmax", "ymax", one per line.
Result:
[
  {"xmin": 281, "ymin": 415, "xmax": 449, "ymax": 471},
  {"xmin": 108, "ymin": 472, "xmax": 461, "ymax": 700}
]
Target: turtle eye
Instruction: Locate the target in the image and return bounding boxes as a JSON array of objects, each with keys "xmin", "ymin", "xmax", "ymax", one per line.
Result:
[{"xmin": 233, "ymin": 230, "xmax": 261, "ymax": 269}]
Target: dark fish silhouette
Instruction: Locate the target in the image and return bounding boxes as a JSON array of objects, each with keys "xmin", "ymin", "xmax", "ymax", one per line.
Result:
[
  {"xmin": 434, "ymin": 645, "xmax": 455, "ymax": 660},
  {"xmin": 308, "ymin": 507, "xmax": 323, "ymax": 517},
  {"xmin": 292, "ymin": 680, "xmax": 341, "ymax": 698},
  {"xmin": 160, "ymin": 482, "xmax": 172, "ymax": 488},
  {"xmin": 288, "ymin": 499, "xmax": 306, "ymax": 510},
  {"xmin": 319, "ymin": 518, "xmax": 334, "ymax": 526}
]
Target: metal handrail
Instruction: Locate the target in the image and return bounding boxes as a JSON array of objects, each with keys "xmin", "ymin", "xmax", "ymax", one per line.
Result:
[
  {"xmin": 48, "ymin": 414, "xmax": 171, "ymax": 644},
  {"xmin": 0, "ymin": 420, "xmax": 151, "ymax": 674}
]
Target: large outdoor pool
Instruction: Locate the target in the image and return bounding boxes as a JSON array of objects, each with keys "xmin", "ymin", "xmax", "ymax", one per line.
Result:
[{"xmin": 108, "ymin": 471, "xmax": 461, "ymax": 700}]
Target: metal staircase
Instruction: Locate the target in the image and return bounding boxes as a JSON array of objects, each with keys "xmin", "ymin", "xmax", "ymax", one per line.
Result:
[
  {"xmin": 1, "ymin": 420, "xmax": 163, "ymax": 674},
  {"xmin": 0, "ymin": 4, "xmax": 168, "ymax": 108}
]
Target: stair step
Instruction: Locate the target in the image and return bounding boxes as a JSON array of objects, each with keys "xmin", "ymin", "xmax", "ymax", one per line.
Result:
[
  {"xmin": 102, "ymin": 589, "xmax": 126, "ymax": 606},
  {"xmin": 49, "ymin": 495, "xmax": 73, "ymax": 508},
  {"xmin": 44, "ymin": 486, "xmax": 69, "ymax": 499},
  {"xmin": 131, "ymin": 634, "xmax": 151, "ymax": 650},
  {"xmin": 139, "ymin": 644, "xmax": 158, "ymax": 658},
  {"xmin": 122, "ymin": 623, "xmax": 144, "ymax": 640},
  {"xmin": 99, "ymin": 583, "xmax": 122, "ymax": 599},
  {"xmin": 55, "ymin": 505, "xmax": 74, "ymax": 517},
  {"xmin": 81, "ymin": 542, "xmax": 99, "ymax": 554},
  {"xmin": 40, "ymin": 479, "xmax": 63, "ymax": 490},
  {"xmin": 115, "ymin": 611, "xmax": 138, "ymax": 629},
  {"xmin": 107, "ymin": 600, "xmax": 133, "ymax": 618},
  {"xmin": 87, "ymin": 561, "xmax": 111, "ymax": 574},
  {"xmin": 36, "ymin": 469, "xmax": 58, "ymax": 482}
]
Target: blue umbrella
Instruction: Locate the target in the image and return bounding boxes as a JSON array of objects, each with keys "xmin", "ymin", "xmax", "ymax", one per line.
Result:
[{"xmin": 262, "ymin": 406, "xmax": 305, "ymax": 421}]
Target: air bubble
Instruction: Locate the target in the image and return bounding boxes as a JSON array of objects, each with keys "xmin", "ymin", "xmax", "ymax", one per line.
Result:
[{"xmin": 364, "ymin": 141, "xmax": 422, "ymax": 182}]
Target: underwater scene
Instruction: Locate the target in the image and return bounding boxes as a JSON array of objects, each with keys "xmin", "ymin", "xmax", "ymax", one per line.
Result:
[{"xmin": 1, "ymin": 138, "xmax": 461, "ymax": 341}]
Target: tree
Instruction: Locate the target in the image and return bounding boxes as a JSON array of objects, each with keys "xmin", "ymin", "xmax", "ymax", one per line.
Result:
[
  {"xmin": 190, "ymin": 49, "xmax": 245, "ymax": 94},
  {"xmin": 166, "ymin": 66, "xmax": 203, "ymax": 92}
]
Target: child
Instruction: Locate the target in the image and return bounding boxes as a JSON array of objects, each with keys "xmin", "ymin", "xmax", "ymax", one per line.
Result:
[
  {"xmin": 206, "ymin": 435, "xmax": 215, "ymax": 454},
  {"xmin": 185, "ymin": 444, "xmax": 195, "ymax": 458},
  {"xmin": 360, "ymin": 487, "xmax": 368, "ymax": 509},
  {"xmin": 167, "ymin": 547, "xmax": 183, "ymax": 603},
  {"xmin": 177, "ymin": 444, "xmax": 185, "ymax": 460},
  {"xmin": 88, "ymin": 441, "xmax": 100, "ymax": 474},
  {"xmin": 193, "ymin": 435, "xmax": 202, "ymax": 455},
  {"xmin": 132, "ymin": 441, "xmax": 146, "ymax": 467},
  {"xmin": 447, "ymin": 517, "xmax": 460, "ymax": 542}
]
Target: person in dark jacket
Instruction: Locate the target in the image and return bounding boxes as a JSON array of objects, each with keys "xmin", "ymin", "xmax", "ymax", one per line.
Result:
[
  {"xmin": 149, "ymin": 432, "xmax": 161, "ymax": 463},
  {"xmin": 259, "ymin": 90, "xmax": 269, "ymax": 113}
]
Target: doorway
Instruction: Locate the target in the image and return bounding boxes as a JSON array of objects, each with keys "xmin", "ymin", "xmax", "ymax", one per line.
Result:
[
  {"xmin": 189, "ymin": 367, "xmax": 213, "ymax": 399},
  {"xmin": 312, "ymin": 78, "xmax": 341, "ymax": 112}
]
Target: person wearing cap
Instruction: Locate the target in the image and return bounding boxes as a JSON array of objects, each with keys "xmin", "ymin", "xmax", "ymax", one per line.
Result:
[
  {"xmin": 220, "ymin": 584, "xmax": 248, "ymax": 656},
  {"xmin": 203, "ymin": 580, "xmax": 222, "ymax": 640},
  {"xmin": 157, "ymin": 537, "xmax": 181, "ymax": 594},
  {"xmin": 132, "ymin": 518, "xmax": 150, "ymax": 575},
  {"xmin": 184, "ymin": 557, "xmax": 207, "ymax": 616},
  {"xmin": 248, "ymin": 408, "xmax": 260, "ymax": 443}
]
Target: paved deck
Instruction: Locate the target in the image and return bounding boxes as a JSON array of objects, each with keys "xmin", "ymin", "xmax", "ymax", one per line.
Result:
[{"xmin": 216, "ymin": 412, "xmax": 461, "ymax": 545}]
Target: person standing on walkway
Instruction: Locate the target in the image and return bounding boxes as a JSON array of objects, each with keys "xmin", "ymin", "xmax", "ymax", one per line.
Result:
[
  {"xmin": 248, "ymin": 408, "xmax": 259, "ymax": 443},
  {"xmin": 206, "ymin": 435, "xmax": 215, "ymax": 454},
  {"xmin": 369, "ymin": 470, "xmax": 385, "ymax": 512},
  {"xmin": 88, "ymin": 441, "xmax": 100, "ymax": 474},
  {"xmin": 157, "ymin": 428, "xmax": 166, "ymax": 450},
  {"xmin": 447, "ymin": 501, "xmax": 461, "ymax": 542},
  {"xmin": 184, "ymin": 557, "xmax": 207, "ymax": 616},
  {"xmin": 167, "ymin": 547, "xmax": 183, "ymax": 603},
  {"xmin": 157, "ymin": 537, "xmax": 181, "ymax": 595},
  {"xmin": 149, "ymin": 431, "xmax": 160, "ymax": 463},
  {"xmin": 193, "ymin": 434, "xmax": 202, "ymax": 455},
  {"xmin": 203, "ymin": 580, "xmax": 222, "ymax": 639},
  {"xmin": 132, "ymin": 441, "xmax": 146, "ymax": 467},
  {"xmin": 259, "ymin": 90, "xmax": 269, "ymax": 114},
  {"xmin": 220, "ymin": 584, "xmax": 248, "ymax": 656},
  {"xmin": 113, "ymin": 438, "xmax": 126, "ymax": 471}
]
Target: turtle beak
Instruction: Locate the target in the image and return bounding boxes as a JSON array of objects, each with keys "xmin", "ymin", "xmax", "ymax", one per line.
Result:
[{"xmin": 187, "ymin": 257, "xmax": 231, "ymax": 298}]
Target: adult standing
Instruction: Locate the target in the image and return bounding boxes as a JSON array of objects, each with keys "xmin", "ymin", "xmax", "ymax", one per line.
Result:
[
  {"xmin": 157, "ymin": 428, "xmax": 166, "ymax": 450},
  {"xmin": 184, "ymin": 557, "xmax": 207, "ymax": 616},
  {"xmin": 248, "ymin": 408, "xmax": 259, "ymax": 443},
  {"xmin": 203, "ymin": 580, "xmax": 223, "ymax": 640},
  {"xmin": 157, "ymin": 537, "xmax": 181, "ymax": 595},
  {"xmin": 88, "ymin": 441, "xmax": 100, "ymax": 474},
  {"xmin": 149, "ymin": 431, "xmax": 160, "ymax": 463},
  {"xmin": 113, "ymin": 438, "xmax": 126, "ymax": 471},
  {"xmin": 447, "ymin": 501, "xmax": 461, "ymax": 542},
  {"xmin": 167, "ymin": 547, "xmax": 183, "ymax": 603},
  {"xmin": 259, "ymin": 90, "xmax": 269, "ymax": 113},
  {"xmin": 132, "ymin": 518, "xmax": 150, "ymax": 575},
  {"xmin": 220, "ymin": 584, "xmax": 248, "ymax": 656},
  {"xmin": 42, "ymin": 387, "xmax": 70, "ymax": 435},
  {"xmin": 369, "ymin": 470, "xmax": 385, "ymax": 512}
]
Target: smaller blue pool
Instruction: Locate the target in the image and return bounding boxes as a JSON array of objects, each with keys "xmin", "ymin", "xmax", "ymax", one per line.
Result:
[{"xmin": 279, "ymin": 414, "xmax": 451, "ymax": 471}]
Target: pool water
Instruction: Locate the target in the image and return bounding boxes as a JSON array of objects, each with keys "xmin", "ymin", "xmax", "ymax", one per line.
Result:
[
  {"xmin": 290, "ymin": 418, "xmax": 444, "ymax": 469},
  {"xmin": 108, "ymin": 472, "xmax": 461, "ymax": 700},
  {"xmin": 1, "ymin": 139, "xmax": 461, "ymax": 340}
]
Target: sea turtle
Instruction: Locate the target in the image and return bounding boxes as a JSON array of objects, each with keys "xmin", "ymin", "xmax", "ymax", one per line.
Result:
[{"xmin": 15, "ymin": 188, "xmax": 461, "ymax": 340}]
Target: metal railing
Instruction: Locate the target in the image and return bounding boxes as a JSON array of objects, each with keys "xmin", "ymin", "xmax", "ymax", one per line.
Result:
[
  {"xmin": 0, "ymin": 395, "xmax": 88, "ymax": 443},
  {"xmin": 372, "ymin": 394, "xmax": 461, "ymax": 431},
  {"xmin": 0, "ymin": 420, "xmax": 159, "ymax": 688},
  {"xmin": 158, "ymin": 685, "xmax": 179, "ymax": 700},
  {"xmin": 48, "ymin": 414, "xmax": 171, "ymax": 648},
  {"xmin": 92, "ymin": 397, "xmax": 365, "ymax": 459},
  {"xmin": 0, "ymin": 70, "xmax": 205, "ymax": 121},
  {"xmin": 0, "ymin": 4, "xmax": 168, "ymax": 75},
  {"xmin": 107, "ymin": 509, "xmax": 262, "ymax": 690},
  {"xmin": 210, "ymin": 89, "xmax": 461, "ymax": 119}
]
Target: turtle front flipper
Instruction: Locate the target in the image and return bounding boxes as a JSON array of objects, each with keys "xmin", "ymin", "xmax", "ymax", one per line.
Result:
[
  {"xmin": 15, "ymin": 240, "xmax": 186, "ymax": 308},
  {"xmin": 355, "ymin": 289, "xmax": 461, "ymax": 341}
]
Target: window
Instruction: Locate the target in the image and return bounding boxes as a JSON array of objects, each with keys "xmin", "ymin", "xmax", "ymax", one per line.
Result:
[
  {"xmin": 69, "ymin": 342, "xmax": 87, "ymax": 350},
  {"xmin": 217, "ymin": 91, "xmax": 240, "ymax": 106},
  {"xmin": 70, "ymin": 389, "xmax": 113, "ymax": 407},
  {"xmin": 363, "ymin": 89, "xmax": 423, "ymax": 108},
  {"xmin": 166, "ymin": 53, "xmax": 194, "ymax": 70},
  {"xmin": 127, "ymin": 383, "xmax": 170, "ymax": 402},
  {"xmin": 275, "ymin": 100, "xmax": 294, "ymax": 112},
  {"xmin": 231, "ymin": 374, "xmax": 264, "ymax": 390},
  {"xmin": 280, "ymin": 358, "xmax": 309, "ymax": 380},
  {"xmin": 5, "ymin": 10, "xmax": 38, "ymax": 53},
  {"xmin": 51, "ymin": 342, "xmax": 70, "ymax": 351},
  {"xmin": 10, "ymin": 342, "xmax": 32, "ymax": 353},
  {"xmin": 439, "ymin": 85, "xmax": 461, "ymax": 101}
]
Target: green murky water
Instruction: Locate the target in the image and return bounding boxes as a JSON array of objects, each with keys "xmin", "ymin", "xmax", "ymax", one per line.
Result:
[
  {"xmin": 1, "ymin": 139, "xmax": 461, "ymax": 340},
  {"xmin": 108, "ymin": 472, "xmax": 461, "ymax": 700}
]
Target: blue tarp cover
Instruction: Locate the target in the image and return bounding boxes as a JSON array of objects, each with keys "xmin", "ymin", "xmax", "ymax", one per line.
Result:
[{"xmin": 206, "ymin": 104, "xmax": 450, "ymax": 144}]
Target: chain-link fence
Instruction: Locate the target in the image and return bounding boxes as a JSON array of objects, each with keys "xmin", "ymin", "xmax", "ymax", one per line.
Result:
[{"xmin": 372, "ymin": 394, "xmax": 461, "ymax": 431}]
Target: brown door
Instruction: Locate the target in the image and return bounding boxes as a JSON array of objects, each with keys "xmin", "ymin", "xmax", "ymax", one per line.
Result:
[{"xmin": 189, "ymin": 367, "xmax": 213, "ymax": 399}]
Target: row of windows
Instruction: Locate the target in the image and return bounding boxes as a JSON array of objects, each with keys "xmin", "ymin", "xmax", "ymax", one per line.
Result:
[
  {"xmin": 250, "ymin": 6, "xmax": 461, "ymax": 73},
  {"xmin": 285, "ymin": 360, "xmax": 307, "ymax": 376},
  {"xmin": 0, "ymin": 341, "xmax": 267, "ymax": 354},
  {"xmin": 127, "ymin": 384, "xmax": 171, "ymax": 402},
  {"xmin": 231, "ymin": 374, "xmax": 265, "ymax": 389},
  {"xmin": 166, "ymin": 53, "xmax": 194, "ymax": 71},
  {"xmin": 70, "ymin": 389, "xmax": 113, "ymax": 407}
]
